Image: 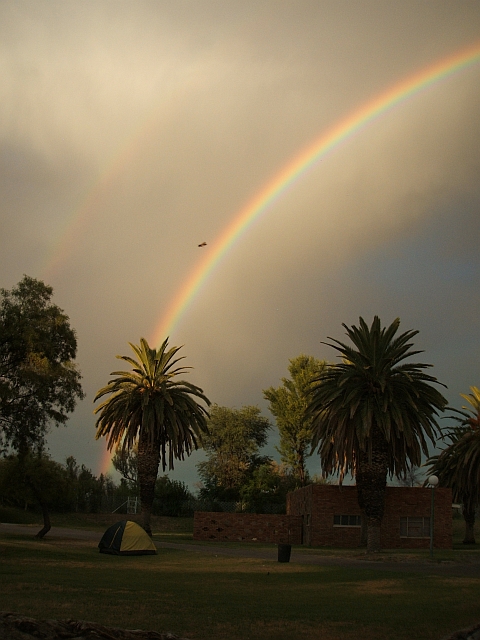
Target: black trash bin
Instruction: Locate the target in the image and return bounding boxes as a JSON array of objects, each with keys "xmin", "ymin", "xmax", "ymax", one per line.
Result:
[{"xmin": 277, "ymin": 543, "xmax": 291, "ymax": 563}]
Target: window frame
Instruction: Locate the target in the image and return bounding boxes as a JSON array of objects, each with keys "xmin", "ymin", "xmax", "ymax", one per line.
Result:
[
  {"xmin": 333, "ymin": 514, "xmax": 362, "ymax": 528},
  {"xmin": 399, "ymin": 516, "xmax": 430, "ymax": 538}
]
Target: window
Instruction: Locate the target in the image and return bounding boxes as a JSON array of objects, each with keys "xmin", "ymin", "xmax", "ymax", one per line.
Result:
[
  {"xmin": 400, "ymin": 517, "xmax": 430, "ymax": 538},
  {"xmin": 333, "ymin": 515, "xmax": 361, "ymax": 527}
]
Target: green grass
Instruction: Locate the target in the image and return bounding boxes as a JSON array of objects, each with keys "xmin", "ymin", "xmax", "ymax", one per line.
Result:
[{"xmin": 1, "ymin": 532, "xmax": 480, "ymax": 640}]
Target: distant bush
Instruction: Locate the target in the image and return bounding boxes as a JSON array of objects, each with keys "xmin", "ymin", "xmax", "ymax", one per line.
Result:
[{"xmin": 152, "ymin": 476, "xmax": 194, "ymax": 517}]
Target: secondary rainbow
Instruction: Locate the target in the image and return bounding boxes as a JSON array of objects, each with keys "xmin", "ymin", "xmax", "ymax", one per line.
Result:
[
  {"xmin": 151, "ymin": 40, "xmax": 480, "ymax": 347},
  {"xmin": 42, "ymin": 81, "xmax": 194, "ymax": 280}
]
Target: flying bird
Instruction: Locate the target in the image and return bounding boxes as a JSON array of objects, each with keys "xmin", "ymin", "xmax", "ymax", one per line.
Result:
[{"xmin": 198, "ymin": 242, "xmax": 207, "ymax": 247}]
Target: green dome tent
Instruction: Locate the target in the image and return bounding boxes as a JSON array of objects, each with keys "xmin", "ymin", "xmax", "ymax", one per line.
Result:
[{"xmin": 98, "ymin": 520, "xmax": 157, "ymax": 555}]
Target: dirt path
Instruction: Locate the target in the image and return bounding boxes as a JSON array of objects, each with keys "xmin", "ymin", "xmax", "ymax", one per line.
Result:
[
  {"xmin": 154, "ymin": 539, "xmax": 480, "ymax": 577},
  {"xmin": 0, "ymin": 523, "xmax": 101, "ymax": 540},
  {"xmin": 2, "ymin": 522, "xmax": 479, "ymax": 577}
]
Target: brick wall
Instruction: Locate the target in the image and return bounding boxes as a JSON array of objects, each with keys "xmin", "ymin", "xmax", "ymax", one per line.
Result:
[
  {"xmin": 193, "ymin": 512, "xmax": 302, "ymax": 544},
  {"xmin": 287, "ymin": 485, "xmax": 452, "ymax": 549}
]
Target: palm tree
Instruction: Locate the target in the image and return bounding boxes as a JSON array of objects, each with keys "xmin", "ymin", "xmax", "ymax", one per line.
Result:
[
  {"xmin": 427, "ymin": 386, "xmax": 480, "ymax": 544},
  {"xmin": 307, "ymin": 316, "xmax": 447, "ymax": 553},
  {"xmin": 94, "ymin": 337, "xmax": 210, "ymax": 536}
]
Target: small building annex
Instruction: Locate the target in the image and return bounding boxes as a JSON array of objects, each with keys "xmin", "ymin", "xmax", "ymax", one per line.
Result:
[{"xmin": 287, "ymin": 484, "xmax": 452, "ymax": 549}]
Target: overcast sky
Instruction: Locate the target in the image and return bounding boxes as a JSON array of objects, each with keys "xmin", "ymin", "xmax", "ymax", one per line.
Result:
[{"xmin": 1, "ymin": 1, "xmax": 480, "ymax": 489}]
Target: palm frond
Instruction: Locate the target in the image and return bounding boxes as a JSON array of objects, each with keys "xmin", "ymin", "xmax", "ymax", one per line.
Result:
[
  {"xmin": 94, "ymin": 337, "xmax": 210, "ymax": 464},
  {"xmin": 307, "ymin": 316, "xmax": 447, "ymax": 479}
]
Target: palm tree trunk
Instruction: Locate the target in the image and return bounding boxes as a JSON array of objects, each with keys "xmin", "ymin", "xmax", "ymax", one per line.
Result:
[
  {"xmin": 137, "ymin": 430, "xmax": 161, "ymax": 537},
  {"xmin": 366, "ymin": 522, "xmax": 383, "ymax": 552},
  {"xmin": 462, "ymin": 504, "xmax": 476, "ymax": 544},
  {"xmin": 359, "ymin": 514, "xmax": 368, "ymax": 546},
  {"xmin": 356, "ymin": 428, "xmax": 388, "ymax": 553},
  {"xmin": 355, "ymin": 476, "xmax": 367, "ymax": 546}
]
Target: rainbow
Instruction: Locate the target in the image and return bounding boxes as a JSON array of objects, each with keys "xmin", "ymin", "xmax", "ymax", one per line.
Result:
[
  {"xmin": 99, "ymin": 443, "xmax": 114, "ymax": 477},
  {"xmin": 84, "ymin": 41, "xmax": 480, "ymax": 477},
  {"xmin": 150, "ymin": 40, "xmax": 480, "ymax": 346}
]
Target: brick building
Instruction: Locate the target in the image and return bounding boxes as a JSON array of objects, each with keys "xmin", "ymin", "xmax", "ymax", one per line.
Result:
[
  {"xmin": 287, "ymin": 484, "xmax": 452, "ymax": 548},
  {"xmin": 193, "ymin": 485, "xmax": 452, "ymax": 549}
]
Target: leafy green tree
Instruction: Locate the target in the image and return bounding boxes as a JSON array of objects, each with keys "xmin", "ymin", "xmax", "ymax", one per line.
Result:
[
  {"xmin": 64, "ymin": 455, "xmax": 107, "ymax": 512},
  {"xmin": 397, "ymin": 465, "xmax": 423, "ymax": 487},
  {"xmin": 94, "ymin": 337, "xmax": 210, "ymax": 535},
  {"xmin": 76, "ymin": 466, "xmax": 106, "ymax": 513},
  {"xmin": 152, "ymin": 475, "xmax": 194, "ymax": 516},
  {"xmin": 427, "ymin": 386, "xmax": 480, "ymax": 544},
  {"xmin": 264, "ymin": 354, "xmax": 328, "ymax": 486},
  {"xmin": 197, "ymin": 404, "xmax": 271, "ymax": 502},
  {"xmin": 0, "ymin": 276, "xmax": 84, "ymax": 453},
  {"xmin": 310, "ymin": 474, "xmax": 334, "ymax": 485},
  {"xmin": 239, "ymin": 461, "xmax": 297, "ymax": 513},
  {"xmin": 307, "ymin": 316, "xmax": 447, "ymax": 553},
  {"xmin": 1, "ymin": 453, "xmax": 126, "ymax": 516},
  {"xmin": 0, "ymin": 276, "xmax": 84, "ymax": 537},
  {"xmin": 0, "ymin": 453, "xmax": 75, "ymax": 513},
  {"xmin": 112, "ymin": 445, "xmax": 139, "ymax": 492}
]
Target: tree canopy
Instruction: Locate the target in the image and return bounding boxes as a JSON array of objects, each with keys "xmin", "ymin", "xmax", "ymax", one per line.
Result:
[
  {"xmin": 197, "ymin": 404, "xmax": 271, "ymax": 502},
  {"xmin": 264, "ymin": 354, "xmax": 328, "ymax": 486},
  {"xmin": 0, "ymin": 275, "xmax": 84, "ymax": 454},
  {"xmin": 427, "ymin": 386, "xmax": 480, "ymax": 544},
  {"xmin": 112, "ymin": 445, "xmax": 139, "ymax": 490}
]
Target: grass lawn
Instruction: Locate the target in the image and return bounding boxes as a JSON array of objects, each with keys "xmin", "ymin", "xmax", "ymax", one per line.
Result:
[{"xmin": 1, "ymin": 528, "xmax": 480, "ymax": 640}]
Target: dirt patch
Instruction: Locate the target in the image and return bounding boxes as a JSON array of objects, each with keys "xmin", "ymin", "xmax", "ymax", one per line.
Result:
[
  {"xmin": 434, "ymin": 577, "xmax": 480, "ymax": 588},
  {"xmin": 347, "ymin": 578, "xmax": 405, "ymax": 595}
]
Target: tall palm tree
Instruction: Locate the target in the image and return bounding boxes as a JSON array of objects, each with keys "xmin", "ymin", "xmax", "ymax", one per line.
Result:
[
  {"xmin": 307, "ymin": 316, "xmax": 447, "ymax": 552},
  {"xmin": 427, "ymin": 386, "xmax": 480, "ymax": 544},
  {"xmin": 94, "ymin": 337, "xmax": 210, "ymax": 536}
]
